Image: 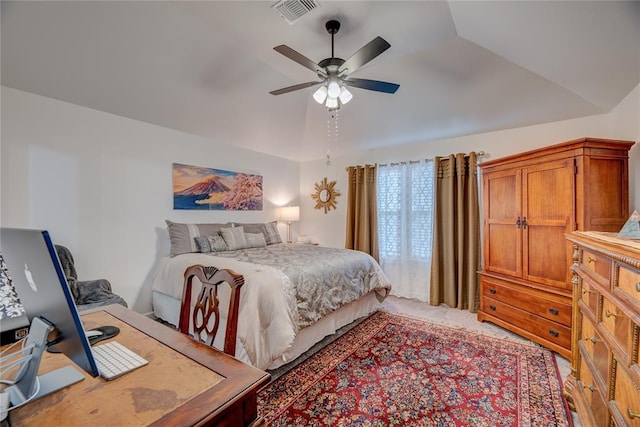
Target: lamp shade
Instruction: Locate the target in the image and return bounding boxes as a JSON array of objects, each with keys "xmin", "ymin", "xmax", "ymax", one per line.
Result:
[
  {"xmin": 313, "ymin": 86, "xmax": 328, "ymax": 104},
  {"xmin": 327, "ymin": 80, "xmax": 341, "ymax": 98},
  {"xmin": 325, "ymin": 97, "xmax": 338, "ymax": 109},
  {"xmin": 280, "ymin": 206, "xmax": 300, "ymax": 222},
  {"xmin": 339, "ymin": 86, "xmax": 353, "ymax": 104}
]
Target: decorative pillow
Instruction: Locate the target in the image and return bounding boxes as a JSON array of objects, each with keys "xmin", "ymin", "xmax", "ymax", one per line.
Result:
[
  {"xmin": 233, "ymin": 222, "xmax": 266, "ymax": 239},
  {"xmin": 194, "ymin": 236, "xmax": 212, "ymax": 253},
  {"xmin": 220, "ymin": 226, "xmax": 248, "ymax": 250},
  {"xmin": 245, "ymin": 232, "xmax": 267, "ymax": 248},
  {"xmin": 263, "ymin": 221, "xmax": 283, "ymax": 245},
  {"xmin": 206, "ymin": 235, "xmax": 228, "ymax": 252},
  {"xmin": 166, "ymin": 220, "xmax": 231, "ymax": 256},
  {"xmin": 233, "ymin": 221, "xmax": 282, "ymax": 245}
]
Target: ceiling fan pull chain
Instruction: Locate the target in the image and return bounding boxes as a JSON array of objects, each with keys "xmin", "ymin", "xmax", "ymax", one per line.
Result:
[
  {"xmin": 326, "ymin": 112, "xmax": 332, "ymax": 166},
  {"xmin": 334, "ymin": 110, "xmax": 339, "ymax": 149},
  {"xmin": 326, "ymin": 110, "xmax": 339, "ymax": 166}
]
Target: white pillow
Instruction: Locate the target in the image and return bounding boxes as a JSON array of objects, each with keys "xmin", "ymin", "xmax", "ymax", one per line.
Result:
[
  {"xmin": 263, "ymin": 221, "xmax": 282, "ymax": 245},
  {"xmin": 245, "ymin": 232, "xmax": 267, "ymax": 248},
  {"xmin": 206, "ymin": 235, "xmax": 228, "ymax": 252},
  {"xmin": 220, "ymin": 226, "xmax": 248, "ymax": 250}
]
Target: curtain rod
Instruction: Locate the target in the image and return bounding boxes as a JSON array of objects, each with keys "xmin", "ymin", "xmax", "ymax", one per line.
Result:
[{"xmin": 346, "ymin": 151, "xmax": 486, "ymax": 170}]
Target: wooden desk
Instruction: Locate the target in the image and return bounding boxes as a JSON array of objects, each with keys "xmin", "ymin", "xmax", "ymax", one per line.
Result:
[{"xmin": 9, "ymin": 304, "xmax": 270, "ymax": 426}]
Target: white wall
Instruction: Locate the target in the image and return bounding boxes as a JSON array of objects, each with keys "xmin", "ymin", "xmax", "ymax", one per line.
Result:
[
  {"xmin": 300, "ymin": 84, "xmax": 640, "ymax": 249},
  {"xmin": 1, "ymin": 87, "xmax": 300, "ymax": 314},
  {"xmin": 607, "ymin": 84, "xmax": 640, "ymax": 209}
]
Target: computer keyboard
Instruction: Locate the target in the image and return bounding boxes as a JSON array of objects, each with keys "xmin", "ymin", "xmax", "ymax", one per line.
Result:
[{"xmin": 92, "ymin": 341, "xmax": 148, "ymax": 380}]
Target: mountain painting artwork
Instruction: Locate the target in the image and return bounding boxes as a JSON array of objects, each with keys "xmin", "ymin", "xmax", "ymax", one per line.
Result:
[{"xmin": 172, "ymin": 163, "xmax": 263, "ymax": 210}]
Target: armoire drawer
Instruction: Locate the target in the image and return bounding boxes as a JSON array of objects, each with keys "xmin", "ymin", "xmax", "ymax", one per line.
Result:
[
  {"xmin": 482, "ymin": 296, "xmax": 571, "ymax": 349},
  {"xmin": 482, "ymin": 281, "xmax": 571, "ymax": 326}
]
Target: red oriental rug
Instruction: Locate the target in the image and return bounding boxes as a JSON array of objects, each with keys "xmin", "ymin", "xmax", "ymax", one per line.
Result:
[{"xmin": 257, "ymin": 310, "xmax": 572, "ymax": 426}]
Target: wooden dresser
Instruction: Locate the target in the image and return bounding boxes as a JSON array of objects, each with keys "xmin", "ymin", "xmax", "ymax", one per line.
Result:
[
  {"xmin": 478, "ymin": 137, "xmax": 634, "ymax": 359},
  {"xmin": 565, "ymin": 232, "xmax": 640, "ymax": 426}
]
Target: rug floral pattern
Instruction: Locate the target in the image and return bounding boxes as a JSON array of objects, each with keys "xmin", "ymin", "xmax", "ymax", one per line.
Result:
[{"xmin": 258, "ymin": 310, "xmax": 572, "ymax": 426}]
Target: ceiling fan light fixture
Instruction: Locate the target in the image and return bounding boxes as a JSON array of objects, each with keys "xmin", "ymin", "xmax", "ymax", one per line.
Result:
[
  {"xmin": 338, "ymin": 86, "xmax": 353, "ymax": 104},
  {"xmin": 269, "ymin": 19, "xmax": 398, "ymax": 111},
  {"xmin": 313, "ymin": 85, "xmax": 328, "ymax": 104},
  {"xmin": 327, "ymin": 80, "xmax": 341, "ymax": 98}
]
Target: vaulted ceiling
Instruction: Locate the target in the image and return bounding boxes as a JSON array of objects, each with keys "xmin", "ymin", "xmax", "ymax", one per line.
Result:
[{"xmin": 2, "ymin": 1, "xmax": 639, "ymax": 162}]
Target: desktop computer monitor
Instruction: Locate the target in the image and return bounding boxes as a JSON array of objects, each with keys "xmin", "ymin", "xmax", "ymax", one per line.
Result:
[{"xmin": 0, "ymin": 228, "xmax": 99, "ymax": 406}]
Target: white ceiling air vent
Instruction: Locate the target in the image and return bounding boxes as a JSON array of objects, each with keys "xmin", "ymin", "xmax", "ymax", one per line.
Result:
[{"xmin": 272, "ymin": 0, "xmax": 321, "ymax": 25}]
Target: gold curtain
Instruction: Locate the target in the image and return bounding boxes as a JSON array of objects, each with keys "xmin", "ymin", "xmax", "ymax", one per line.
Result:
[
  {"xmin": 345, "ymin": 165, "xmax": 379, "ymax": 262},
  {"xmin": 430, "ymin": 152, "xmax": 480, "ymax": 312}
]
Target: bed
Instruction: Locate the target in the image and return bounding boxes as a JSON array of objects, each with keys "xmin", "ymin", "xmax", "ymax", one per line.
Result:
[{"xmin": 151, "ymin": 221, "xmax": 392, "ymax": 370}]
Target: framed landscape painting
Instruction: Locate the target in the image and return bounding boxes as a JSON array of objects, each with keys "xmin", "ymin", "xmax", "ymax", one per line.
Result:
[{"xmin": 173, "ymin": 163, "xmax": 263, "ymax": 210}]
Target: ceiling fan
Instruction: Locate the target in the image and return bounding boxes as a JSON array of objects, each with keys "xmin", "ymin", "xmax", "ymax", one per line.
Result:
[{"xmin": 269, "ymin": 19, "xmax": 400, "ymax": 110}]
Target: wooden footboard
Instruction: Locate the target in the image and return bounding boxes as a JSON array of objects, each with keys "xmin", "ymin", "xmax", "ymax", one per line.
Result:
[{"xmin": 179, "ymin": 264, "xmax": 244, "ymax": 356}]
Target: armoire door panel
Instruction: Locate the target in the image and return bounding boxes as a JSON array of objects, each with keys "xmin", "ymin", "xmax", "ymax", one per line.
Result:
[
  {"xmin": 521, "ymin": 160, "xmax": 574, "ymax": 289},
  {"xmin": 486, "ymin": 223, "xmax": 520, "ymax": 276},
  {"xmin": 485, "ymin": 172, "xmax": 519, "ymax": 220},
  {"xmin": 583, "ymin": 157, "xmax": 629, "ymax": 230},
  {"xmin": 522, "ymin": 160, "xmax": 574, "ymax": 222},
  {"xmin": 525, "ymin": 225, "xmax": 571, "ymax": 288},
  {"xmin": 483, "ymin": 169, "xmax": 522, "ymax": 278}
]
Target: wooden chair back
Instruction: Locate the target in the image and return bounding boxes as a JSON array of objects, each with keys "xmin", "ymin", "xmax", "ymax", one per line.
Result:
[{"xmin": 179, "ymin": 264, "xmax": 244, "ymax": 356}]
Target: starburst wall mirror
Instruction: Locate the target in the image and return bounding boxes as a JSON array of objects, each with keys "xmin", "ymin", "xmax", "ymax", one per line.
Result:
[{"xmin": 312, "ymin": 177, "xmax": 340, "ymax": 214}]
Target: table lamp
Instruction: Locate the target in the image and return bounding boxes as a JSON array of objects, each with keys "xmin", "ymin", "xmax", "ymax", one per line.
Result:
[{"xmin": 280, "ymin": 206, "xmax": 300, "ymax": 244}]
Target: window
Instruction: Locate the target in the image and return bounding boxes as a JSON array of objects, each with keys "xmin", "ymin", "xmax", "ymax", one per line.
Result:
[{"xmin": 377, "ymin": 160, "xmax": 434, "ymax": 301}]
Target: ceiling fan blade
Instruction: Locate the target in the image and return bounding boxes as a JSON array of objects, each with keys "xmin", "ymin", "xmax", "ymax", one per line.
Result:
[
  {"xmin": 342, "ymin": 78, "xmax": 399, "ymax": 94},
  {"xmin": 273, "ymin": 45, "xmax": 327, "ymax": 78},
  {"xmin": 269, "ymin": 81, "xmax": 323, "ymax": 96},
  {"xmin": 338, "ymin": 37, "xmax": 391, "ymax": 75}
]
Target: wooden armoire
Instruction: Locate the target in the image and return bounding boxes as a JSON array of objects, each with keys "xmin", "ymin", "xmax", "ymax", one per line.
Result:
[{"xmin": 477, "ymin": 137, "xmax": 634, "ymax": 359}]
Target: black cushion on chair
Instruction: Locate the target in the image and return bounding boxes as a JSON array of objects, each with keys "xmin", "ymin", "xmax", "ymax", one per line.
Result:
[{"xmin": 55, "ymin": 245, "xmax": 128, "ymax": 311}]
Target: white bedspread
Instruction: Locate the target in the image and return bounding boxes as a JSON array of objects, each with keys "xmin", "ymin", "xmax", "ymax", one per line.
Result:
[{"xmin": 151, "ymin": 245, "xmax": 391, "ymax": 369}]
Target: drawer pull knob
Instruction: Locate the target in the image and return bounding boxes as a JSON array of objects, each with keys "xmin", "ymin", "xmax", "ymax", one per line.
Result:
[
  {"xmin": 549, "ymin": 330, "xmax": 559, "ymax": 338},
  {"xmin": 516, "ymin": 216, "xmax": 521, "ymax": 229},
  {"xmin": 584, "ymin": 336, "xmax": 596, "ymax": 344},
  {"xmin": 636, "ymin": 282, "xmax": 640, "ymax": 292},
  {"xmin": 548, "ymin": 308, "xmax": 559, "ymax": 315},
  {"xmin": 605, "ymin": 309, "xmax": 617, "ymax": 318},
  {"xmin": 587, "ymin": 256, "xmax": 596, "ymax": 264},
  {"xmin": 489, "ymin": 288, "xmax": 496, "ymax": 294},
  {"xmin": 489, "ymin": 305, "xmax": 496, "ymax": 311},
  {"xmin": 629, "ymin": 408, "xmax": 640, "ymax": 420},
  {"xmin": 584, "ymin": 384, "xmax": 595, "ymax": 392}
]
